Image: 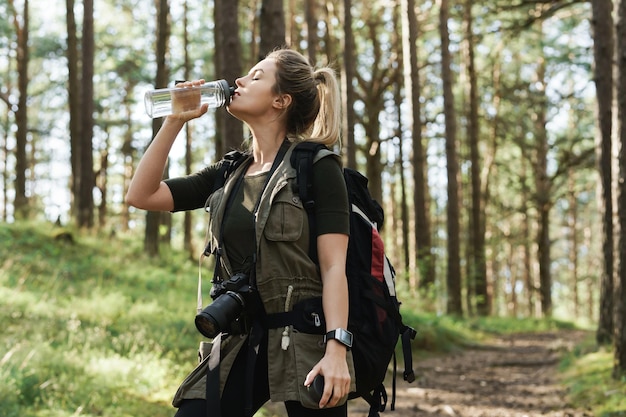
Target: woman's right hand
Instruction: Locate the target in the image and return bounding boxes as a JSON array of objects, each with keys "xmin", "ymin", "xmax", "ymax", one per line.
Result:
[{"xmin": 167, "ymin": 80, "xmax": 210, "ymax": 123}]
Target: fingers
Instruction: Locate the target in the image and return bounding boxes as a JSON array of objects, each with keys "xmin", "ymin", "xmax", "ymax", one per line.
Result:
[
  {"xmin": 175, "ymin": 79, "xmax": 206, "ymax": 87},
  {"xmin": 319, "ymin": 375, "xmax": 350, "ymax": 408},
  {"xmin": 167, "ymin": 79, "xmax": 208, "ymax": 122}
]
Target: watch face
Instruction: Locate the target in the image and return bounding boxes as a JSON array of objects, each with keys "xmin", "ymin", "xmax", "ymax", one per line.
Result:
[
  {"xmin": 333, "ymin": 328, "xmax": 353, "ymax": 347},
  {"xmin": 340, "ymin": 329, "xmax": 353, "ymax": 346}
]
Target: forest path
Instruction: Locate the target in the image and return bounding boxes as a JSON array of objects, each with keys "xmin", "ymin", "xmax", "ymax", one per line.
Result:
[{"xmin": 351, "ymin": 330, "xmax": 594, "ymax": 417}]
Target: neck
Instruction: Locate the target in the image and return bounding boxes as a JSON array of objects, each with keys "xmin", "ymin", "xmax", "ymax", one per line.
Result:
[{"xmin": 245, "ymin": 126, "xmax": 288, "ymax": 175}]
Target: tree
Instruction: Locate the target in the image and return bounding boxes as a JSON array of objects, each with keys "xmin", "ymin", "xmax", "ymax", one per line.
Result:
[
  {"xmin": 440, "ymin": 0, "xmax": 463, "ymax": 315},
  {"xmin": 259, "ymin": 0, "xmax": 286, "ymax": 59},
  {"xmin": 305, "ymin": 0, "xmax": 318, "ymax": 64},
  {"xmin": 182, "ymin": 0, "xmax": 195, "ymax": 258},
  {"xmin": 9, "ymin": 0, "xmax": 29, "ymax": 219},
  {"xmin": 591, "ymin": 0, "xmax": 615, "ymax": 345},
  {"xmin": 145, "ymin": 0, "xmax": 171, "ymax": 257},
  {"xmin": 463, "ymin": 0, "xmax": 488, "ymax": 315},
  {"xmin": 342, "ymin": 0, "xmax": 357, "ymax": 169},
  {"xmin": 353, "ymin": 5, "xmax": 397, "ymax": 203},
  {"xmin": 614, "ymin": 0, "xmax": 626, "ymax": 379},
  {"xmin": 401, "ymin": 0, "xmax": 434, "ymax": 292},
  {"xmin": 66, "ymin": 0, "xmax": 95, "ymax": 228},
  {"xmin": 215, "ymin": 0, "xmax": 243, "ymax": 155},
  {"xmin": 78, "ymin": 0, "xmax": 95, "ymax": 229}
]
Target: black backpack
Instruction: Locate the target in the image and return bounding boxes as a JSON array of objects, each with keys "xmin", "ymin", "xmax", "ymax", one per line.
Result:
[
  {"xmin": 211, "ymin": 142, "xmax": 417, "ymax": 417},
  {"xmin": 287, "ymin": 142, "xmax": 416, "ymax": 417}
]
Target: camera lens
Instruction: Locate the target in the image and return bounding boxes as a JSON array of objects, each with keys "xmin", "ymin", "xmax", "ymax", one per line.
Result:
[{"xmin": 195, "ymin": 291, "xmax": 246, "ymax": 338}]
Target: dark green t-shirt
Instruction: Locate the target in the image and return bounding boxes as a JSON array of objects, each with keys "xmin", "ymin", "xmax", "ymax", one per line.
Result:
[{"xmin": 165, "ymin": 156, "xmax": 349, "ymax": 272}]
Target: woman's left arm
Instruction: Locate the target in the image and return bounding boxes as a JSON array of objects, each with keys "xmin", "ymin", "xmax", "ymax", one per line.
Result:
[{"xmin": 304, "ymin": 232, "xmax": 351, "ymax": 408}]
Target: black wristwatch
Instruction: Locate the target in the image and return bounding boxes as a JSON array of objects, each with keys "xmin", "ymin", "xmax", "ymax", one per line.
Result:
[{"xmin": 324, "ymin": 328, "xmax": 353, "ymax": 349}]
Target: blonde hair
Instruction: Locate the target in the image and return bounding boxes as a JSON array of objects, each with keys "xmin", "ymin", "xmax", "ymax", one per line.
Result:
[{"xmin": 265, "ymin": 48, "xmax": 342, "ymax": 147}]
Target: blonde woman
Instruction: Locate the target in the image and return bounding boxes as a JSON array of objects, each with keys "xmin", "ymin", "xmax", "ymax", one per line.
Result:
[{"xmin": 126, "ymin": 48, "xmax": 354, "ymax": 417}]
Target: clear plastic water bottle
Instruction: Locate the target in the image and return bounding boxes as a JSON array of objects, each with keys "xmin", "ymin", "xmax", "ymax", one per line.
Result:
[{"xmin": 144, "ymin": 79, "xmax": 234, "ymax": 118}]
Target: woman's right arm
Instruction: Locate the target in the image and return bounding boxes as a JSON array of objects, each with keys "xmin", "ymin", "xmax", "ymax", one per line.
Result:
[{"xmin": 125, "ymin": 81, "xmax": 209, "ymax": 211}]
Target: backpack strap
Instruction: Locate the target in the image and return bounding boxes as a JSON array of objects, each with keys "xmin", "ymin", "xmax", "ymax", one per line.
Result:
[
  {"xmin": 289, "ymin": 141, "xmax": 331, "ymax": 263},
  {"xmin": 211, "ymin": 150, "xmax": 249, "ymax": 195}
]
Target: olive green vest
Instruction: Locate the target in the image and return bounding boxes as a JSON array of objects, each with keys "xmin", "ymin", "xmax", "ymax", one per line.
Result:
[{"xmin": 172, "ymin": 141, "xmax": 355, "ymax": 409}]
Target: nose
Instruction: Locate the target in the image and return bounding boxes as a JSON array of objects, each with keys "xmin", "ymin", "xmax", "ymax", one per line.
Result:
[{"xmin": 235, "ymin": 77, "xmax": 244, "ymax": 87}]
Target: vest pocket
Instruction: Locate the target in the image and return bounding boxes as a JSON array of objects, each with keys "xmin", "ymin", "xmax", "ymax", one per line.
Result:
[{"xmin": 264, "ymin": 195, "xmax": 304, "ymax": 242}]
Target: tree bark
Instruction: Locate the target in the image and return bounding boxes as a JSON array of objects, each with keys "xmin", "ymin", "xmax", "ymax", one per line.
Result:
[
  {"xmin": 401, "ymin": 0, "xmax": 434, "ymax": 292},
  {"xmin": 78, "ymin": 0, "xmax": 95, "ymax": 229},
  {"xmin": 463, "ymin": 0, "xmax": 488, "ymax": 315},
  {"xmin": 305, "ymin": 0, "xmax": 318, "ymax": 64},
  {"xmin": 259, "ymin": 0, "xmax": 286, "ymax": 59},
  {"xmin": 342, "ymin": 0, "xmax": 357, "ymax": 169},
  {"xmin": 613, "ymin": 0, "xmax": 626, "ymax": 379},
  {"xmin": 591, "ymin": 0, "xmax": 615, "ymax": 345},
  {"xmin": 215, "ymin": 0, "xmax": 244, "ymax": 155},
  {"xmin": 10, "ymin": 0, "xmax": 29, "ymax": 219},
  {"xmin": 440, "ymin": 0, "xmax": 463, "ymax": 316},
  {"xmin": 183, "ymin": 0, "xmax": 195, "ymax": 259},
  {"xmin": 535, "ymin": 69, "xmax": 552, "ymax": 317},
  {"xmin": 145, "ymin": 0, "xmax": 171, "ymax": 257}
]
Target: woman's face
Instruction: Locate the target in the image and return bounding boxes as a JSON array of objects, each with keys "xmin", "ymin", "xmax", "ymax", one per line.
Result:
[{"xmin": 227, "ymin": 58, "xmax": 283, "ymax": 122}]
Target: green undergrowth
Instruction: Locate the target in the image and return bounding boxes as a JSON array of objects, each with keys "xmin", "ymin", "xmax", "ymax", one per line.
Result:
[
  {"xmin": 1, "ymin": 221, "xmax": 622, "ymax": 416},
  {"xmin": 559, "ymin": 336, "xmax": 626, "ymax": 416}
]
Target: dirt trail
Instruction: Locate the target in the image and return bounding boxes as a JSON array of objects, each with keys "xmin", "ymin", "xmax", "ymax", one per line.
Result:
[
  {"xmin": 262, "ymin": 330, "xmax": 592, "ymax": 416},
  {"xmin": 348, "ymin": 330, "xmax": 593, "ymax": 417}
]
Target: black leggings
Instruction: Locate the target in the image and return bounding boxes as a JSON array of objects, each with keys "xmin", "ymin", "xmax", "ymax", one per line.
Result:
[
  {"xmin": 173, "ymin": 337, "xmax": 347, "ymax": 417},
  {"xmin": 174, "ymin": 399, "xmax": 347, "ymax": 417}
]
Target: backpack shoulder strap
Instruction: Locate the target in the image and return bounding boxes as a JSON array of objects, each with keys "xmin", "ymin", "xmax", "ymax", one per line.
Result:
[
  {"xmin": 290, "ymin": 142, "xmax": 329, "ymax": 205},
  {"xmin": 289, "ymin": 142, "xmax": 334, "ymax": 263},
  {"xmin": 211, "ymin": 150, "xmax": 249, "ymax": 194}
]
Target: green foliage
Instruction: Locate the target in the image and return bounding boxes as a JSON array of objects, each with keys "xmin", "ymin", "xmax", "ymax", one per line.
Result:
[
  {"xmin": 2, "ymin": 222, "xmax": 622, "ymax": 416},
  {"xmin": 0, "ymin": 222, "xmax": 201, "ymax": 417},
  {"xmin": 560, "ymin": 338, "xmax": 626, "ymax": 417}
]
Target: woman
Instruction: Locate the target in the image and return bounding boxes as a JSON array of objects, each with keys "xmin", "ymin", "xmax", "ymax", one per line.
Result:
[{"xmin": 126, "ymin": 48, "xmax": 355, "ymax": 417}]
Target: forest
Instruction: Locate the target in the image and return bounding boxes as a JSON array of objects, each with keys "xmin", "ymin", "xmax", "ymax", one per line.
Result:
[{"xmin": 1, "ymin": 0, "xmax": 626, "ymax": 405}]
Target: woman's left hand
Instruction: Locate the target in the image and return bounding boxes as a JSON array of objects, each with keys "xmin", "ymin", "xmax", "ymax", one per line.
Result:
[{"xmin": 304, "ymin": 342, "xmax": 351, "ymax": 408}]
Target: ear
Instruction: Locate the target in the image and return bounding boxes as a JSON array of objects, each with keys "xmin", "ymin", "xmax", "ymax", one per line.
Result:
[{"xmin": 273, "ymin": 93, "xmax": 292, "ymax": 110}]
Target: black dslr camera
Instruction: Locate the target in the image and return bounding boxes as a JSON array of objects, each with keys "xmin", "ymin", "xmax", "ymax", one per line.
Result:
[{"xmin": 195, "ymin": 273, "xmax": 253, "ymax": 339}]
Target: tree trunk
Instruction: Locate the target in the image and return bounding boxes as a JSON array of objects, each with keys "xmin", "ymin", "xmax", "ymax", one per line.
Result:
[
  {"xmin": 66, "ymin": 0, "xmax": 82, "ymax": 221},
  {"xmin": 614, "ymin": 0, "xmax": 626, "ymax": 379},
  {"xmin": 259, "ymin": 0, "xmax": 286, "ymax": 59},
  {"xmin": 534, "ymin": 40, "xmax": 552, "ymax": 317},
  {"xmin": 401, "ymin": 0, "xmax": 434, "ymax": 292},
  {"xmin": 145, "ymin": 0, "xmax": 171, "ymax": 257},
  {"xmin": 10, "ymin": 0, "xmax": 28, "ymax": 219},
  {"xmin": 483, "ymin": 42, "xmax": 504, "ymax": 316},
  {"xmin": 305, "ymin": 0, "xmax": 318, "ymax": 64},
  {"xmin": 591, "ymin": 0, "xmax": 615, "ymax": 345},
  {"xmin": 440, "ymin": 0, "xmax": 462, "ymax": 316},
  {"xmin": 392, "ymin": 3, "xmax": 410, "ymax": 273},
  {"xmin": 463, "ymin": 0, "xmax": 488, "ymax": 315},
  {"xmin": 121, "ymin": 85, "xmax": 134, "ymax": 233},
  {"xmin": 520, "ymin": 158, "xmax": 537, "ymax": 317},
  {"xmin": 78, "ymin": 0, "xmax": 95, "ymax": 229},
  {"xmin": 183, "ymin": 0, "xmax": 195, "ymax": 259},
  {"xmin": 342, "ymin": 0, "xmax": 357, "ymax": 169},
  {"xmin": 215, "ymin": 0, "xmax": 244, "ymax": 155},
  {"xmin": 567, "ymin": 170, "xmax": 580, "ymax": 316}
]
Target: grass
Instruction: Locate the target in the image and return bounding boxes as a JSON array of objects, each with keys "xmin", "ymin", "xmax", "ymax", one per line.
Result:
[
  {"xmin": 1, "ymin": 221, "xmax": 625, "ymax": 416},
  {"xmin": 0, "ymin": 222, "xmax": 202, "ymax": 417},
  {"xmin": 559, "ymin": 336, "xmax": 626, "ymax": 416}
]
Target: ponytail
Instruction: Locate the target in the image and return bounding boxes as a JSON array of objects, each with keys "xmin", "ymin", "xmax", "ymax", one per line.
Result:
[
  {"xmin": 309, "ymin": 68, "xmax": 341, "ymax": 147},
  {"xmin": 266, "ymin": 48, "xmax": 342, "ymax": 148}
]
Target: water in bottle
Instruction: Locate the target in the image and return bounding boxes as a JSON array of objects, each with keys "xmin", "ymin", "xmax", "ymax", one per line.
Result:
[{"xmin": 144, "ymin": 79, "xmax": 234, "ymax": 118}]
